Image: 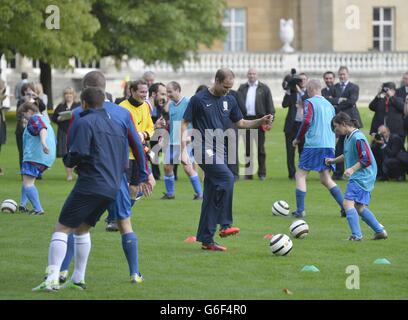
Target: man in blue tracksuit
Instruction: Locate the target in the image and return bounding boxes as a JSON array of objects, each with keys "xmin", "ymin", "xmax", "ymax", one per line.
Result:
[
  {"xmin": 182, "ymin": 69, "xmax": 274, "ymax": 251},
  {"xmin": 57, "ymin": 71, "xmax": 152, "ymax": 287},
  {"xmin": 33, "ymin": 83, "xmax": 152, "ymax": 292}
]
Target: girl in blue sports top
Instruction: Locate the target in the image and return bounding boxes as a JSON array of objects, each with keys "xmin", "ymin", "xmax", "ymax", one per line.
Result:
[
  {"xmin": 326, "ymin": 112, "xmax": 388, "ymax": 241},
  {"xmin": 18, "ymin": 102, "xmax": 56, "ymax": 215}
]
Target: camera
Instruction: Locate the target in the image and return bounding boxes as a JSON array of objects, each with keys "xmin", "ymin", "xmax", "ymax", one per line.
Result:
[
  {"xmin": 380, "ymin": 82, "xmax": 396, "ymax": 94},
  {"xmin": 282, "ymin": 68, "xmax": 303, "ymax": 92},
  {"xmin": 381, "ymin": 86, "xmax": 390, "ymax": 94},
  {"xmin": 375, "ymin": 133, "xmax": 384, "ymax": 141}
]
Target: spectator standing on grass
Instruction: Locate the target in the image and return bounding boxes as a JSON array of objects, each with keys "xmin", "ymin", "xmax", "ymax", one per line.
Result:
[{"xmin": 51, "ymin": 87, "xmax": 81, "ymax": 181}]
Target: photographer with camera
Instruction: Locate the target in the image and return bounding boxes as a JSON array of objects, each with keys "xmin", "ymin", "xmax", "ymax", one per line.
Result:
[
  {"xmin": 369, "ymin": 82, "xmax": 405, "ymax": 139},
  {"xmin": 282, "ymin": 70, "xmax": 308, "ymax": 180},
  {"xmin": 371, "ymin": 125, "xmax": 407, "ymax": 181}
]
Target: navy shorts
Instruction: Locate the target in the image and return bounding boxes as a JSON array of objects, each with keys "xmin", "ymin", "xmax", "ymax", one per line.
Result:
[
  {"xmin": 58, "ymin": 191, "xmax": 114, "ymax": 228},
  {"xmin": 21, "ymin": 162, "xmax": 47, "ymax": 178}
]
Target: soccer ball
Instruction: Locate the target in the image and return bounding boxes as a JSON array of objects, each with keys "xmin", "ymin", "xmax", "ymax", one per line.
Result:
[
  {"xmin": 290, "ymin": 219, "xmax": 309, "ymax": 239},
  {"xmin": 269, "ymin": 234, "xmax": 293, "ymax": 256},
  {"xmin": 1, "ymin": 199, "xmax": 18, "ymax": 213},
  {"xmin": 272, "ymin": 200, "xmax": 290, "ymax": 216}
]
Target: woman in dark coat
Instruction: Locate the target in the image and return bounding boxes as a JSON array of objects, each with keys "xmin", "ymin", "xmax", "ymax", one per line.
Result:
[
  {"xmin": 369, "ymin": 82, "xmax": 405, "ymax": 138},
  {"xmin": 51, "ymin": 87, "xmax": 80, "ymax": 181}
]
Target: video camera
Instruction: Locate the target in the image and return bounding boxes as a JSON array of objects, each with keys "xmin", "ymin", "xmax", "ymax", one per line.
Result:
[{"xmin": 282, "ymin": 68, "xmax": 303, "ymax": 92}]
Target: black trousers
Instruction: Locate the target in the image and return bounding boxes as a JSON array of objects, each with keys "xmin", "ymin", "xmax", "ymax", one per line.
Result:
[
  {"xmin": 285, "ymin": 122, "xmax": 304, "ymax": 179},
  {"xmin": 334, "ymin": 135, "xmax": 345, "ymax": 177},
  {"xmin": 245, "ymin": 117, "xmax": 266, "ymax": 177},
  {"xmin": 149, "ymin": 139, "xmax": 161, "ymax": 180},
  {"xmin": 15, "ymin": 130, "xmax": 23, "ymax": 169},
  {"xmin": 371, "ymin": 143, "xmax": 384, "ymax": 178},
  {"xmin": 383, "ymin": 158, "xmax": 405, "ymax": 178}
]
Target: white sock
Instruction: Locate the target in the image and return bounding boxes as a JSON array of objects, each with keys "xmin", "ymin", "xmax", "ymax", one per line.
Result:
[
  {"xmin": 46, "ymin": 232, "xmax": 68, "ymax": 282},
  {"xmin": 71, "ymin": 233, "xmax": 91, "ymax": 283}
]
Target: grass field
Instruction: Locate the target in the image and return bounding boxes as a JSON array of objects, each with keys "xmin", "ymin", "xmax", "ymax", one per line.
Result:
[{"xmin": 0, "ymin": 108, "xmax": 407, "ymax": 300}]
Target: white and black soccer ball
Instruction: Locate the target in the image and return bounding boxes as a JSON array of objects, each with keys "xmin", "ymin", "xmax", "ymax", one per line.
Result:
[
  {"xmin": 289, "ymin": 219, "xmax": 309, "ymax": 239},
  {"xmin": 272, "ymin": 200, "xmax": 290, "ymax": 216},
  {"xmin": 1, "ymin": 199, "xmax": 18, "ymax": 213},
  {"xmin": 269, "ymin": 234, "xmax": 293, "ymax": 256}
]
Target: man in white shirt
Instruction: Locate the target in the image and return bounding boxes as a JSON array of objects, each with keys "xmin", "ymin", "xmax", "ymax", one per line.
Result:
[
  {"xmin": 238, "ymin": 68, "xmax": 275, "ymax": 180},
  {"xmin": 396, "ymin": 71, "xmax": 408, "ymax": 143}
]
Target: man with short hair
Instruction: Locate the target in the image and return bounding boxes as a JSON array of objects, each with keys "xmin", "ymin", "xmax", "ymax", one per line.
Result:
[
  {"xmin": 119, "ymin": 80, "xmax": 155, "ymax": 205},
  {"xmin": 238, "ymin": 68, "xmax": 275, "ymax": 180},
  {"xmin": 331, "ymin": 66, "xmax": 362, "ymax": 180},
  {"xmin": 182, "ymin": 68, "xmax": 274, "ymax": 251},
  {"xmin": 34, "ymin": 72, "xmax": 152, "ymax": 291},
  {"xmin": 321, "ymin": 71, "xmax": 336, "ymax": 101},
  {"xmin": 292, "ymin": 79, "xmax": 345, "ymax": 218},
  {"xmin": 147, "ymin": 82, "xmax": 167, "ymax": 180},
  {"xmin": 160, "ymin": 81, "xmax": 202, "ymax": 200},
  {"xmin": 143, "ymin": 71, "xmax": 155, "ymax": 89},
  {"xmin": 32, "ymin": 86, "xmax": 151, "ymax": 292}
]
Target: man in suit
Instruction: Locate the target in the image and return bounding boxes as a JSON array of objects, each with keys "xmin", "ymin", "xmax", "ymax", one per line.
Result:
[
  {"xmin": 238, "ymin": 68, "xmax": 275, "ymax": 180},
  {"xmin": 282, "ymin": 73, "xmax": 308, "ymax": 180},
  {"xmin": 321, "ymin": 71, "xmax": 336, "ymax": 102},
  {"xmin": 396, "ymin": 72, "xmax": 408, "ymax": 142},
  {"xmin": 331, "ymin": 66, "xmax": 363, "ymax": 180}
]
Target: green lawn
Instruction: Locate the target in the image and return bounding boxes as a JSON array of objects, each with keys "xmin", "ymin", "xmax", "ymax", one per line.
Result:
[{"xmin": 0, "ymin": 108, "xmax": 407, "ymax": 300}]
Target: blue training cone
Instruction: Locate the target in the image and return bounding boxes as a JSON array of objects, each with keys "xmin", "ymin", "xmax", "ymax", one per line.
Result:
[
  {"xmin": 301, "ymin": 265, "xmax": 320, "ymax": 272},
  {"xmin": 374, "ymin": 258, "xmax": 391, "ymax": 265}
]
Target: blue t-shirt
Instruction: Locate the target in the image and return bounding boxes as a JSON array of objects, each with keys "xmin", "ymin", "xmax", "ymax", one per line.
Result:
[
  {"xmin": 183, "ymin": 89, "xmax": 243, "ymax": 158},
  {"xmin": 169, "ymin": 96, "xmax": 191, "ymax": 145},
  {"xmin": 344, "ymin": 129, "xmax": 377, "ymax": 192},
  {"xmin": 23, "ymin": 114, "xmax": 56, "ymax": 168},
  {"xmin": 296, "ymin": 95, "xmax": 336, "ymax": 149}
]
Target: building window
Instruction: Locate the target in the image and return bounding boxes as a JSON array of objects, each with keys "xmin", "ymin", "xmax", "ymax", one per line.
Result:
[
  {"xmin": 373, "ymin": 7, "xmax": 394, "ymax": 51},
  {"xmin": 6, "ymin": 54, "xmax": 16, "ymax": 69},
  {"xmin": 223, "ymin": 8, "xmax": 246, "ymax": 52},
  {"xmin": 32, "ymin": 59, "xmax": 40, "ymax": 69},
  {"xmin": 74, "ymin": 57, "xmax": 100, "ymax": 69}
]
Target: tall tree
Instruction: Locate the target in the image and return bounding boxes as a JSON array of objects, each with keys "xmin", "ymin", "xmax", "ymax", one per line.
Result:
[
  {"xmin": 0, "ymin": 0, "xmax": 227, "ymax": 105},
  {"xmin": 0, "ymin": 0, "xmax": 99, "ymax": 106},
  {"xmin": 92, "ymin": 0, "xmax": 226, "ymax": 68}
]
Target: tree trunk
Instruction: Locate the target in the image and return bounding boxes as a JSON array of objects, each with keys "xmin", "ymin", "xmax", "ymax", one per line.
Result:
[{"xmin": 39, "ymin": 61, "xmax": 53, "ymax": 109}]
